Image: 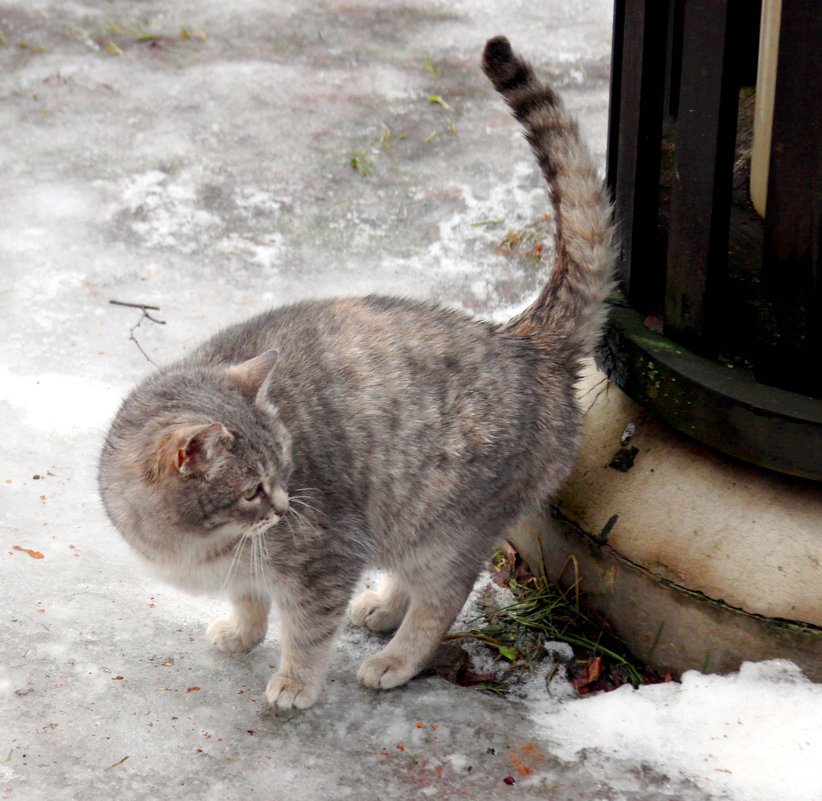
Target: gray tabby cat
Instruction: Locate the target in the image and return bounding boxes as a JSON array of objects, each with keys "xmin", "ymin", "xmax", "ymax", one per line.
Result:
[{"xmin": 98, "ymin": 36, "xmax": 615, "ymax": 709}]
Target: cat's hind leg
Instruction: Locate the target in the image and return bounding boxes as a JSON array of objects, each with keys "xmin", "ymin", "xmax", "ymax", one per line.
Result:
[
  {"xmin": 349, "ymin": 573, "xmax": 409, "ymax": 632},
  {"xmin": 207, "ymin": 592, "xmax": 271, "ymax": 653}
]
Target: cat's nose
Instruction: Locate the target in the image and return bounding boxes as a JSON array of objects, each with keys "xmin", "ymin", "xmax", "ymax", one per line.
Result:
[{"xmin": 272, "ymin": 487, "xmax": 289, "ymax": 517}]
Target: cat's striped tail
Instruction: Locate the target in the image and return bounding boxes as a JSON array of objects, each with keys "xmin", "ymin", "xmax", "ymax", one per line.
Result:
[{"xmin": 482, "ymin": 36, "xmax": 616, "ymax": 362}]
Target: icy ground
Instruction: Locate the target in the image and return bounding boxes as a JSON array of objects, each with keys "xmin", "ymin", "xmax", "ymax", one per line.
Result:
[{"xmin": 1, "ymin": 0, "xmax": 821, "ymax": 799}]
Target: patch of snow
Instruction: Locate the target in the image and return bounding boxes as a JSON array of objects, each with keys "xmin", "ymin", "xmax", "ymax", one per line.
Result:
[
  {"xmin": 0, "ymin": 367, "xmax": 124, "ymax": 433},
  {"xmin": 105, "ymin": 169, "xmax": 222, "ymax": 253},
  {"xmin": 530, "ymin": 659, "xmax": 822, "ymax": 801}
]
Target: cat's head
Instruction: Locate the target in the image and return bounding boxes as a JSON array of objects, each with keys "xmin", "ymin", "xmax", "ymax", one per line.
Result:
[{"xmin": 99, "ymin": 349, "xmax": 292, "ymax": 589}]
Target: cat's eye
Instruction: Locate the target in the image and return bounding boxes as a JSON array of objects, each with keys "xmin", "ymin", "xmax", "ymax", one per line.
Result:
[{"xmin": 242, "ymin": 484, "xmax": 263, "ymax": 501}]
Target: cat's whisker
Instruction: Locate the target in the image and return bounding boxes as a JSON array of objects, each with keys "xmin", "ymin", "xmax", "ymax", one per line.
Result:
[
  {"xmin": 252, "ymin": 535, "xmax": 266, "ymax": 598},
  {"xmin": 289, "ymin": 490, "xmax": 320, "ymax": 502},
  {"xmin": 254, "ymin": 534, "xmax": 272, "ymax": 597},
  {"xmin": 250, "ymin": 537, "xmax": 258, "ymax": 595},
  {"xmin": 288, "ymin": 490, "xmax": 321, "ymax": 505},
  {"xmin": 257, "ymin": 534, "xmax": 275, "ymax": 597},
  {"xmin": 223, "ymin": 538, "xmax": 243, "ymax": 590},
  {"xmin": 288, "ymin": 506, "xmax": 323, "ymax": 541},
  {"xmin": 288, "ymin": 496, "xmax": 323, "ymax": 518},
  {"xmin": 249, "ymin": 536, "xmax": 259, "ymax": 596},
  {"xmin": 221, "ymin": 533, "xmax": 248, "ymax": 592},
  {"xmin": 290, "ymin": 486, "xmax": 321, "ymax": 497},
  {"xmin": 284, "ymin": 514, "xmax": 298, "ymax": 546}
]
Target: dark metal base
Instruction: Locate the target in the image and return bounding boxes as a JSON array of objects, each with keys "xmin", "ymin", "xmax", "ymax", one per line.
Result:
[{"xmin": 598, "ymin": 299, "xmax": 822, "ymax": 482}]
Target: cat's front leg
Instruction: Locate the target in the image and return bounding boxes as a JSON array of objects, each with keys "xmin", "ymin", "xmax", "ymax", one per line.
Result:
[
  {"xmin": 207, "ymin": 592, "xmax": 271, "ymax": 653},
  {"xmin": 266, "ymin": 585, "xmax": 351, "ymax": 710}
]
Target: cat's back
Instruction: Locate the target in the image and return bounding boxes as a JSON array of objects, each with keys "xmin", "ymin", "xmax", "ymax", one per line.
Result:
[
  {"xmin": 189, "ymin": 295, "xmax": 529, "ymax": 377},
  {"xmin": 187, "ymin": 295, "xmax": 576, "ymax": 478}
]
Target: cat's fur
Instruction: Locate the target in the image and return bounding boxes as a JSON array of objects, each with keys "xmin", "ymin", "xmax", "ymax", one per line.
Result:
[{"xmin": 98, "ymin": 36, "xmax": 615, "ymax": 709}]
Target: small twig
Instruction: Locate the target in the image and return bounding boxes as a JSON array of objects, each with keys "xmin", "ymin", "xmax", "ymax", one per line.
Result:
[
  {"xmin": 109, "ymin": 299, "xmax": 166, "ymax": 366},
  {"xmin": 103, "ymin": 755, "xmax": 129, "ymax": 771},
  {"xmin": 109, "ymin": 299, "xmax": 161, "ymax": 311},
  {"xmin": 544, "ymin": 659, "xmax": 560, "ymax": 689},
  {"xmin": 443, "ymin": 631, "xmax": 507, "ymax": 649},
  {"xmin": 556, "ymin": 554, "xmax": 581, "ymax": 611}
]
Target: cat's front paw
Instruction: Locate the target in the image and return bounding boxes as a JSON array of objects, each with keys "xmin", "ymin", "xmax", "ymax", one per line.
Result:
[
  {"xmin": 357, "ymin": 653, "xmax": 416, "ymax": 689},
  {"xmin": 348, "ymin": 590, "xmax": 405, "ymax": 632},
  {"xmin": 206, "ymin": 616, "xmax": 266, "ymax": 653},
  {"xmin": 266, "ymin": 674, "xmax": 321, "ymax": 709}
]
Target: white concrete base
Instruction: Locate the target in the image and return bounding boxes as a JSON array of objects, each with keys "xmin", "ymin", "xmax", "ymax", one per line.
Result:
[{"xmin": 510, "ymin": 365, "xmax": 822, "ymax": 680}]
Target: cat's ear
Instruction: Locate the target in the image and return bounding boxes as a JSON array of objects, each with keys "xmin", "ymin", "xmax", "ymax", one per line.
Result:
[
  {"xmin": 175, "ymin": 422, "xmax": 234, "ymax": 476},
  {"xmin": 226, "ymin": 350, "xmax": 278, "ymax": 399},
  {"xmin": 145, "ymin": 422, "xmax": 233, "ymax": 481}
]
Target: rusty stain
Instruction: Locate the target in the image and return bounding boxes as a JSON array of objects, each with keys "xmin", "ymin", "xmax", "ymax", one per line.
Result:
[
  {"xmin": 507, "ymin": 750, "xmax": 531, "ymax": 776},
  {"xmin": 507, "ymin": 742, "xmax": 546, "ymax": 777}
]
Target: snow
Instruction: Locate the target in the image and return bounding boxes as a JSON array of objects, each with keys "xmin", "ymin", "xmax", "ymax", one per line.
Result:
[
  {"xmin": 531, "ymin": 659, "xmax": 822, "ymax": 801},
  {"xmin": 1, "ymin": 0, "xmax": 820, "ymax": 799},
  {"xmin": 0, "ymin": 367, "xmax": 122, "ymax": 433}
]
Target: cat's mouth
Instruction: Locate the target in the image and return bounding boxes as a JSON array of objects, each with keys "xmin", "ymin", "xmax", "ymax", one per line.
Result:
[{"xmin": 249, "ymin": 512, "xmax": 284, "ymax": 536}]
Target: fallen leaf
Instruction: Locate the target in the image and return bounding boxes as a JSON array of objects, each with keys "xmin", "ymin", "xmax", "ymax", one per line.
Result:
[
  {"xmin": 428, "ymin": 95, "xmax": 451, "ymax": 110},
  {"xmin": 497, "ymin": 645, "xmax": 516, "ymax": 661},
  {"xmin": 186, "ymin": 687, "xmax": 201, "ymax": 693},
  {"xmin": 12, "ymin": 545, "xmax": 44, "ymax": 559},
  {"xmin": 572, "ymin": 656, "xmax": 602, "ymax": 691},
  {"xmin": 644, "ymin": 313, "xmax": 664, "ymax": 334}
]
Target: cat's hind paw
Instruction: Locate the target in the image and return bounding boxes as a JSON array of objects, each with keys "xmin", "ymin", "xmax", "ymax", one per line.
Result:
[
  {"xmin": 348, "ymin": 589, "xmax": 406, "ymax": 632},
  {"xmin": 266, "ymin": 674, "xmax": 321, "ymax": 709},
  {"xmin": 357, "ymin": 653, "xmax": 416, "ymax": 690},
  {"xmin": 206, "ymin": 616, "xmax": 265, "ymax": 653}
]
